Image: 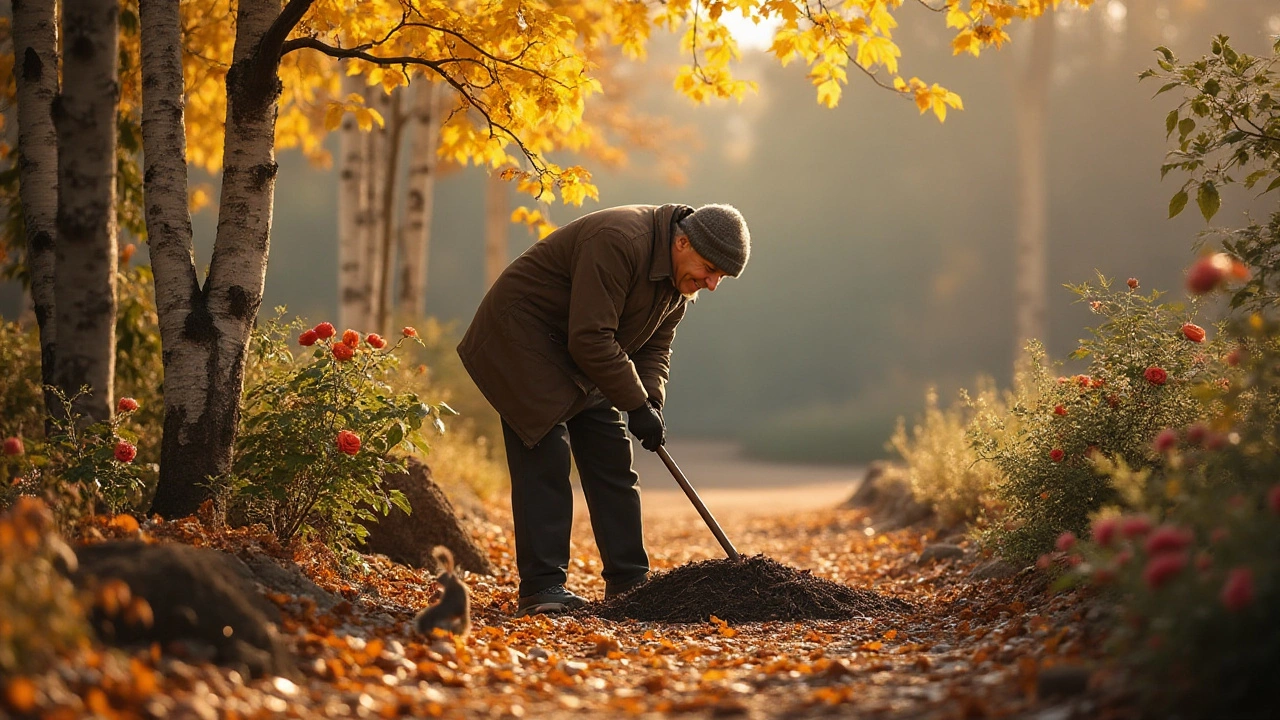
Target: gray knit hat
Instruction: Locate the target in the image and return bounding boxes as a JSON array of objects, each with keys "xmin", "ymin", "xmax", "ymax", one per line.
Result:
[{"xmin": 680, "ymin": 204, "xmax": 751, "ymax": 277}]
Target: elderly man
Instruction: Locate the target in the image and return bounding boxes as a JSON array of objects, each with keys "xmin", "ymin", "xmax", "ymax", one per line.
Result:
[{"xmin": 458, "ymin": 203, "xmax": 751, "ymax": 616}]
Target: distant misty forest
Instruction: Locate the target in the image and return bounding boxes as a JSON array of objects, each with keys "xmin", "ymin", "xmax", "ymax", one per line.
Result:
[{"xmin": 3, "ymin": 1, "xmax": 1276, "ymax": 462}]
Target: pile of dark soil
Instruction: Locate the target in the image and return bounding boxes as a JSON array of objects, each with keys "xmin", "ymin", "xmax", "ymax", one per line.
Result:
[{"xmin": 587, "ymin": 554, "xmax": 912, "ymax": 623}]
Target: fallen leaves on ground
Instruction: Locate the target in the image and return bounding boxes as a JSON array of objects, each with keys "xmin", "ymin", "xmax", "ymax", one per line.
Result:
[{"xmin": 3, "ymin": 502, "xmax": 1127, "ymax": 719}]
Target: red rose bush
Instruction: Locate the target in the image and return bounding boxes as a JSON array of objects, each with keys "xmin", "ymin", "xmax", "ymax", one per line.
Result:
[
  {"xmin": 231, "ymin": 315, "xmax": 455, "ymax": 552},
  {"xmin": 969, "ymin": 274, "xmax": 1226, "ymax": 561}
]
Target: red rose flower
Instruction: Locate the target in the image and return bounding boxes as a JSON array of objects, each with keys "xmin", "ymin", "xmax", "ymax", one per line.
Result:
[
  {"xmin": 1220, "ymin": 567, "xmax": 1255, "ymax": 612},
  {"xmin": 1181, "ymin": 323, "xmax": 1206, "ymax": 343},
  {"xmin": 117, "ymin": 397, "xmax": 139, "ymax": 414},
  {"xmin": 1049, "ymin": 448, "xmax": 1065, "ymax": 463},
  {"xmin": 1142, "ymin": 552, "xmax": 1187, "ymax": 589},
  {"xmin": 120, "ymin": 243, "xmax": 137, "ymax": 264},
  {"xmin": 298, "ymin": 329, "xmax": 318, "ymax": 346},
  {"xmin": 1053, "ymin": 404, "xmax": 1067, "ymax": 416},
  {"xmin": 1225, "ymin": 347, "xmax": 1245, "ymax": 367},
  {"xmin": 1075, "ymin": 375, "xmax": 1091, "ymax": 388},
  {"xmin": 342, "ymin": 329, "xmax": 361, "ymax": 348},
  {"xmin": 332, "ymin": 343, "xmax": 355, "ymax": 362},
  {"xmin": 337, "ymin": 430, "xmax": 361, "ymax": 456},
  {"xmin": 313, "ymin": 322, "xmax": 336, "ymax": 339},
  {"xmin": 1120, "ymin": 515, "xmax": 1152, "ymax": 538},
  {"xmin": 114, "ymin": 440, "xmax": 137, "ymax": 463},
  {"xmin": 402, "ymin": 326, "xmax": 418, "ymax": 338},
  {"xmin": 1186, "ymin": 255, "xmax": 1225, "ymax": 295},
  {"xmin": 1143, "ymin": 366, "xmax": 1168, "ymax": 385},
  {"xmin": 1055, "ymin": 532, "xmax": 1076, "ymax": 552},
  {"xmin": 1106, "ymin": 394, "xmax": 1120, "ymax": 408},
  {"xmin": 1267, "ymin": 485, "xmax": 1280, "ymax": 515},
  {"xmin": 1210, "ymin": 527, "xmax": 1229, "ymax": 544},
  {"xmin": 366, "ymin": 333, "xmax": 386, "ymax": 349},
  {"xmin": 1090, "ymin": 377, "xmax": 1105, "ymax": 389},
  {"xmin": 2, "ymin": 437, "xmax": 24, "ymax": 456},
  {"xmin": 1185, "ymin": 422, "xmax": 1207, "ymax": 446},
  {"xmin": 1153, "ymin": 428, "xmax": 1179, "ymax": 453},
  {"xmin": 1089, "ymin": 301, "xmax": 1103, "ymax": 312},
  {"xmin": 1127, "ymin": 277, "xmax": 1139, "ymax": 289},
  {"xmin": 1092, "ymin": 517, "xmax": 1120, "ymax": 547},
  {"xmin": 1144, "ymin": 525, "xmax": 1193, "ymax": 555}
]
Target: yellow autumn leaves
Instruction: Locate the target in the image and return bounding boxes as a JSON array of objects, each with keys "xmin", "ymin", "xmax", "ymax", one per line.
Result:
[{"xmin": 679, "ymin": 0, "xmax": 1091, "ymax": 114}]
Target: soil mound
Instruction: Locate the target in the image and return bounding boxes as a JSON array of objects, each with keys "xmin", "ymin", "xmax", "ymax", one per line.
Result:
[{"xmin": 588, "ymin": 555, "xmax": 912, "ymax": 623}]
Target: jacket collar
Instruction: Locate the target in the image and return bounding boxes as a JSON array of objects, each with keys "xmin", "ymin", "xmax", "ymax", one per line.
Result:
[{"xmin": 649, "ymin": 204, "xmax": 695, "ymax": 282}]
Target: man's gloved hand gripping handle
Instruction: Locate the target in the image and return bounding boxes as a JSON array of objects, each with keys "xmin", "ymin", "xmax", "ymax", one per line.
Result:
[{"xmin": 626, "ymin": 404, "xmax": 665, "ymax": 452}]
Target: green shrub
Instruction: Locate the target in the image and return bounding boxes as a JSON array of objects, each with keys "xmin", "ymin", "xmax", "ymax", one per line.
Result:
[
  {"xmin": 231, "ymin": 315, "xmax": 453, "ymax": 554},
  {"xmin": 33, "ymin": 387, "xmax": 153, "ymax": 518},
  {"xmin": 1060, "ymin": 322, "xmax": 1280, "ymax": 717},
  {"xmin": 888, "ymin": 381, "xmax": 1005, "ymax": 527},
  {"xmin": 971, "ymin": 277, "xmax": 1226, "ymax": 562},
  {"xmin": 0, "ymin": 320, "xmax": 45, "ymax": 443}
]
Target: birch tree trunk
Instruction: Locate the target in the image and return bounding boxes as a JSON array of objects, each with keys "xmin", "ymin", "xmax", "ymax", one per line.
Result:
[
  {"xmin": 360, "ymin": 89, "xmax": 391, "ymax": 332},
  {"xmin": 138, "ymin": 0, "xmax": 203, "ymax": 513},
  {"xmin": 395, "ymin": 82, "xmax": 444, "ymax": 319},
  {"xmin": 53, "ymin": 0, "xmax": 119, "ymax": 424},
  {"xmin": 484, "ymin": 171, "xmax": 510, "ymax": 289},
  {"xmin": 374, "ymin": 88, "xmax": 405, "ymax": 334},
  {"xmin": 337, "ymin": 72, "xmax": 368, "ymax": 330},
  {"xmin": 1012, "ymin": 14, "xmax": 1055, "ymax": 374},
  {"xmin": 11, "ymin": 0, "xmax": 61, "ymax": 420},
  {"xmin": 149, "ymin": 0, "xmax": 309, "ymax": 519}
]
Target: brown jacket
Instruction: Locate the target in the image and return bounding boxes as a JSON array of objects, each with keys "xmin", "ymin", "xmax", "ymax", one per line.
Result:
[{"xmin": 458, "ymin": 204, "xmax": 693, "ymax": 447}]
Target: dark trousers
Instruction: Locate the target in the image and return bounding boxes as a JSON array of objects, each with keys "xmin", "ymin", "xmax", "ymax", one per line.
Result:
[{"xmin": 502, "ymin": 394, "xmax": 648, "ymax": 597}]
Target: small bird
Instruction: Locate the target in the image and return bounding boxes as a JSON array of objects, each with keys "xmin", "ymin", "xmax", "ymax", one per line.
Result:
[{"xmin": 413, "ymin": 546, "xmax": 471, "ymax": 639}]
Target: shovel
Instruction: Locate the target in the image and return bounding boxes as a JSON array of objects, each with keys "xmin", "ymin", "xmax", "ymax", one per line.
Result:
[{"xmin": 655, "ymin": 445, "xmax": 741, "ymax": 561}]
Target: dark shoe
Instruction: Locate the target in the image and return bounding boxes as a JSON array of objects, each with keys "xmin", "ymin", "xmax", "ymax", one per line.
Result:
[
  {"xmin": 516, "ymin": 585, "xmax": 587, "ymax": 616},
  {"xmin": 604, "ymin": 574, "xmax": 649, "ymax": 600}
]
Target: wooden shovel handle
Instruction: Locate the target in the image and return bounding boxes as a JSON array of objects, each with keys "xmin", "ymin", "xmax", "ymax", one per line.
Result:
[{"xmin": 656, "ymin": 445, "xmax": 741, "ymax": 561}]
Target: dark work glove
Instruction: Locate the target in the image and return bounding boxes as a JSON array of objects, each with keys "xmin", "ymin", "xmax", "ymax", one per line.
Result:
[{"xmin": 627, "ymin": 403, "xmax": 666, "ymax": 452}]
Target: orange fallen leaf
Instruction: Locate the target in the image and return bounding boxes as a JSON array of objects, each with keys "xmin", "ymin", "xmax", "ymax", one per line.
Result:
[{"xmin": 4, "ymin": 676, "xmax": 37, "ymax": 713}]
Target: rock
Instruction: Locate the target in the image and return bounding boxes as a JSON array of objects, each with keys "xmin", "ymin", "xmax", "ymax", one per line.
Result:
[
  {"xmin": 841, "ymin": 461, "xmax": 933, "ymax": 530},
  {"xmin": 918, "ymin": 544, "xmax": 965, "ymax": 564},
  {"xmin": 1037, "ymin": 665, "xmax": 1092, "ymax": 699},
  {"xmin": 841, "ymin": 461, "xmax": 892, "ymax": 508},
  {"xmin": 359, "ymin": 457, "xmax": 494, "ymax": 575},
  {"xmin": 969, "ymin": 559, "xmax": 1020, "ymax": 581},
  {"xmin": 236, "ymin": 550, "xmax": 341, "ymax": 613},
  {"xmin": 71, "ymin": 541, "xmax": 293, "ymax": 678}
]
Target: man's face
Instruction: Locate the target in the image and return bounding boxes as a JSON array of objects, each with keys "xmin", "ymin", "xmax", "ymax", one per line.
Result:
[{"xmin": 671, "ymin": 234, "xmax": 730, "ymax": 298}]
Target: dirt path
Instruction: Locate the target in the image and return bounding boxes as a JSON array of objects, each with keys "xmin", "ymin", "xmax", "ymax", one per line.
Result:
[{"xmin": 16, "ymin": 473, "xmax": 1108, "ymax": 720}]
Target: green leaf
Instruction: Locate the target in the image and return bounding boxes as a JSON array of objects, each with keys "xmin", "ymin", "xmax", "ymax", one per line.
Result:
[
  {"xmin": 1177, "ymin": 117, "xmax": 1195, "ymax": 139},
  {"xmin": 1264, "ymin": 176, "xmax": 1280, "ymax": 195},
  {"xmin": 1155, "ymin": 45, "xmax": 1173, "ymax": 62},
  {"xmin": 1153, "ymin": 81, "xmax": 1180, "ymax": 96},
  {"xmin": 1165, "ymin": 109, "xmax": 1178, "ymax": 137},
  {"xmin": 386, "ymin": 422, "xmax": 405, "ymax": 449},
  {"xmin": 1202, "ymin": 78, "xmax": 1220, "ymax": 96},
  {"xmin": 437, "ymin": 402, "xmax": 459, "ymax": 416},
  {"xmin": 1196, "ymin": 181, "xmax": 1220, "ymax": 222},
  {"xmin": 1169, "ymin": 189, "xmax": 1189, "ymax": 218},
  {"xmin": 1243, "ymin": 169, "xmax": 1269, "ymax": 189}
]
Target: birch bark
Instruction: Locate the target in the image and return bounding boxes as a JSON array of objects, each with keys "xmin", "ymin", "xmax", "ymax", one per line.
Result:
[
  {"xmin": 374, "ymin": 88, "xmax": 405, "ymax": 334},
  {"xmin": 53, "ymin": 0, "xmax": 119, "ymax": 423},
  {"xmin": 148, "ymin": 0, "xmax": 310, "ymax": 518},
  {"xmin": 395, "ymin": 82, "xmax": 444, "ymax": 319},
  {"xmin": 1012, "ymin": 14, "xmax": 1055, "ymax": 373},
  {"xmin": 484, "ymin": 172, "xmax": 510, "ymax": 289},
  {"xmin": 11, "ymin": 0, "xmax": 61, "ymax": 418},
  {"xmin": 337, "ymin": 72, "xmax": 368, "ymax": 330},
  {"xmin": 359, "ymin": 89, "xmax": 391, "ymax": 331}
]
